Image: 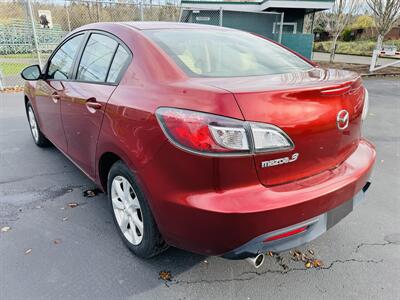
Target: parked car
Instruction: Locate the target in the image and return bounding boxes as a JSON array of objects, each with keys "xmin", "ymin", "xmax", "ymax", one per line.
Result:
[{"xmin": 21, "ymin": 22, "xmax": 375, "ymax": 268}]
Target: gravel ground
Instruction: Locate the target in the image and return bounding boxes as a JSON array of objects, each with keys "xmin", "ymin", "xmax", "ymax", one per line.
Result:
[{"xmin": 0, "ymin": 78, "xmax": 399, "ymax": 300}]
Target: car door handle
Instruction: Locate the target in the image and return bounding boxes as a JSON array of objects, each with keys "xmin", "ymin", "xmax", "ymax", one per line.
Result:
[
  {"xmin": 86, "ymin": 98, "xmax": 102, "ymax": 110},
  {"xmin": 51, "ymin": 92, "xmax": 60, "ymax": 103}
]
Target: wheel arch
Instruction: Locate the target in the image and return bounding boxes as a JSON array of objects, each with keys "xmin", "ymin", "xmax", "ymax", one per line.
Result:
[
  {"xmin": 98, "ymin": 152, "xmax": 123, "ymax": 193},
  {"xmin": 97, "ymin": 147, "xmax": 142, "ymax": 193}
]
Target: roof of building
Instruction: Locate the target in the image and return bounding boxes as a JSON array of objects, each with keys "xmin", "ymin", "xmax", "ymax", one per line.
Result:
[{"xmin": 180, "ymin": 0, "xmax": 334, "ymax": 11}]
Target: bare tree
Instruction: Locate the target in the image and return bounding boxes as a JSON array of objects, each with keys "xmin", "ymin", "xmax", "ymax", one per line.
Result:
[
  {"xmin": 367, "ymin": 0, "xmax": 400, "ymax": 51},
  {"xmin": 325, "ymin": 0, "xmax": 360, "ymax": 62}
]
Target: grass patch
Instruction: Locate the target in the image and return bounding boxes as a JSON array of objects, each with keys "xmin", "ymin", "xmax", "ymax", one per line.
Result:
[
  {"xmin": 314, "ymin": 40, "xmax": 400, "ymax": 56},
  {"xmin": 0, "ymin": 62, "xmax": 29, "ymax": 76}
]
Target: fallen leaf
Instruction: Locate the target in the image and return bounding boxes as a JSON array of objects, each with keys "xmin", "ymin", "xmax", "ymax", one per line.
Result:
[
  {"xmin": 1, "ymin": 226, "xmax": 11, "ymax": 233},
  {"xmin": 291, "ymin": 251, "xmax": 301, "ymax": 261},
  {"xmin": 53, "ymin": 239, "xmax": 61, "ymax": 245},
  {"xmin": 83, "ymin": 188, "xmax": 100, "ymax": 197},
  {"xmin": 293, "ymin": 250, "xmax": 302, "ymax": 257},
  {"xmin": 0, "ymin": 86, "xmax": 24, "ymax": 93},
  {"xmin": 24, "ymin": 248, "xmax": 32, "ymax": 255},
  {"xmin": 68, "ymin": 202, "xmax": 79, "ymax": 208},
  {"xmin": 268, "ymin": 251, "xmax": 274, "ymax": 257},
  {"xmin": 305, "ymin": 261, "xmax": 311, "ymax": 268},
  {"xmin": 304, "ymin": 254, "xmax": 313, "ymax": 261},
  {"xmin": 159, "ymin": 271, "xmax": 172, "ymax": 281},
  {"xmin": 62, "ymin": 217, "xmax": 68, "ymax": 222},
  {"xmin": 313, "ymin": 259, "xmax": 323, "ymax": 268}
]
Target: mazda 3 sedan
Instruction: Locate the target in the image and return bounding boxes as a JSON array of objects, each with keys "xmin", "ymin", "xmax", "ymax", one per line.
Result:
[{"xmin": 21, "ymin": 22, "xmax": 375, "ymax": 264}]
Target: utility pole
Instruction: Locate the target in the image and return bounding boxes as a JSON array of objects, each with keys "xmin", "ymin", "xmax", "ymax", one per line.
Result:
[{"xmin": 26, "ymin": 0, "xmax": 42, "ymax": 66}]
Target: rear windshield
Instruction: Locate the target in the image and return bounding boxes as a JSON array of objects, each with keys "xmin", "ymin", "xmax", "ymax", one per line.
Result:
[{"xmin": 144, "ymin": 29, "xmax": 312, "ymax": 77}]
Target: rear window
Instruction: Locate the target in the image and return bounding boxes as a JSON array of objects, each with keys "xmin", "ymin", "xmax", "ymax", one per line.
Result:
[{"xmin": 144, "ymin": 29, "xmax": 312, "ymax": 77}]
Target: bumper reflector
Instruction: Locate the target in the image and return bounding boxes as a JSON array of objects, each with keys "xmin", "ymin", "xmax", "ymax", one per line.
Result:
[{"xmin": 263, "ymin": 226, "xmax": 308, "ymax": 243}]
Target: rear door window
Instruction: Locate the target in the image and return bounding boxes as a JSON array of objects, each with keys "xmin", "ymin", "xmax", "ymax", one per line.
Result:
[
  {"xmin": 47, "ymin": 34, "xmax": 84, "ymax": 80},
  {"xmin": 106, "ymin": 45, "xmax": 130, "ymax": 83},
  {"xmin": 77, "ymin": 33, "xmax": 118, "ymax": 82}
]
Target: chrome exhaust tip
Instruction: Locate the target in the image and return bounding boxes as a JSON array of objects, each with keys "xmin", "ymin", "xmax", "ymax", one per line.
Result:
[{"xmin": 245, "ymin": 253, "xmax": 265, "ymax": 268}]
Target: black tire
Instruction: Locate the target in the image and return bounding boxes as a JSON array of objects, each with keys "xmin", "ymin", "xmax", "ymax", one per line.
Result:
[
  {"xmin": 25, "ymin": 101, "xmax": 50, "ymax": 147},
  {"xmin": 107, "ymin": 160, "xmax": 168, "ymax": 258}
]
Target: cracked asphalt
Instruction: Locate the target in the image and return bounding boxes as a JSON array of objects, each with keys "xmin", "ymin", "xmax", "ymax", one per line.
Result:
[{"xmin": 1, "ymin": 78, "xmax": 399, "ymax": 300}]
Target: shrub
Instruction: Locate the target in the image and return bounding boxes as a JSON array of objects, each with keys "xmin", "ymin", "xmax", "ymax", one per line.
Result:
[
  {"xmin": 342, "ymin": 28, "xmax": 354, "ymax": 42},
  {"xmin": 314, "ymin": 40, "xmax": 400, "ymax": 56}
]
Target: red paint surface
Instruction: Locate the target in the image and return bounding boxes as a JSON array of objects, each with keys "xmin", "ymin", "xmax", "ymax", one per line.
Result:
[{"xmin": 25, "ymin": 22, "xmax": 376, "ymax": 255}]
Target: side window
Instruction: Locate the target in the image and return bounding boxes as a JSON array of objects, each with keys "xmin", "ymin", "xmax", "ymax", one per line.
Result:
[
  {"xmin": 47, "ymin": 34, "xmax": 84, "ymax": 80},
  {"xmin": 77, "ymin": 33, "xmax": 118, "ymax": 82},
  {"xmin": 106, "ymin": 45, "xmax": 130, "ymax": 83}
]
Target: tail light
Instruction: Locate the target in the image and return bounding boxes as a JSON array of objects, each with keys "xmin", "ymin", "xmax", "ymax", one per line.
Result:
[{"xmin": 156, "ymin": 107, "xmax": 294, "ymax": 156}]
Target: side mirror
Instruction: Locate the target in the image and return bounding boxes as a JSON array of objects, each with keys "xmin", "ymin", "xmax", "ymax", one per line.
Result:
[{"xmin": 21, "ymin": 65, "xmax": 42, "ymax": 81}]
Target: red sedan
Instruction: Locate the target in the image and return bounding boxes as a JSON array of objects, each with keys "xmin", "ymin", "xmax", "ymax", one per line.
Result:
[{"xmin": 21, "ymin": 22, "xmax": 375, "ymax": 267}]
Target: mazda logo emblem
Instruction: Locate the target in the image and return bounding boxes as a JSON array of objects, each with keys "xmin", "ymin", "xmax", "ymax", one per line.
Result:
[{"xmin": 336, "ymin": 110, "xmax": 349, "ymax": 130}]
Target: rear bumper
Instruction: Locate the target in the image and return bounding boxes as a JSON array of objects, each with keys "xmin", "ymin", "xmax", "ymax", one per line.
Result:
[
  {"xmin": 153, "ymin": 139, "xmax": 376, "ymax": 256},
  {"xmin": 222, "ymin": 185, "xmax": 369, "ymax": 259}
]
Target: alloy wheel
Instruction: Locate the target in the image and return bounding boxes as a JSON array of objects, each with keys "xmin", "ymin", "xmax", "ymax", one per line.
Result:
[
  {"xmin": 111, "ymin": 176, "xmax": 144, "ymax": 245},
  {"xmin": 28, "ymin": 106, "xmax": 39, "ymax": 142}
]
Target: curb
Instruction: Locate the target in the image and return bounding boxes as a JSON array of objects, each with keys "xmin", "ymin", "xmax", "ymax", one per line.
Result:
[
  {"xmin": 361, "ymin": 73, "xmax": 400, "ymax": 78},
  {"xmin": 313, "ymin": 51, "xmax": 400, "ymax": 60}
]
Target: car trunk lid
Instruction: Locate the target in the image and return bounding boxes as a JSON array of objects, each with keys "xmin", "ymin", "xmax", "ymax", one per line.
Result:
[{"xmin": 196, "ymin": 68, "xmax": 366, "ymax": 186}]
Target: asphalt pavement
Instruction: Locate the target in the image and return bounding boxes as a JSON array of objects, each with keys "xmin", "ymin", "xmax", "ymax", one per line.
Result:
[{"xmin": 0, "ymin": 78, "xmax": 399, "ymax": 300}]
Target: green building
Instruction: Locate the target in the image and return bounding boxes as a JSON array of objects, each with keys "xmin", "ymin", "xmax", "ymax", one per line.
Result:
[{"xmin": 180, "ymin": 0, "xmax": 334, "ymax": 58}]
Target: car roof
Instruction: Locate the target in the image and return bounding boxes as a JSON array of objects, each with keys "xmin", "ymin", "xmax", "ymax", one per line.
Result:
[{"xmin": 121, "ymin": 21, "xmax": 234, "ymax": 31}]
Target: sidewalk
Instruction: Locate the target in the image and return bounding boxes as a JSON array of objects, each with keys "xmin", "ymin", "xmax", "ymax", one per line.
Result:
[{"xmin": 312, "ymin": 52, "xmax": 400, "ymax": 68}]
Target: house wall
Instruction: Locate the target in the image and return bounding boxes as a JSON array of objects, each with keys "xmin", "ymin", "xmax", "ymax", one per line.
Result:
[
  {"xmin": 266, "ymin": 8, "xmax": 306, "ymax": 33},
  {"xmin": 182, "ymin": 9, "xmax": 315, "ymax": 58},
  {"xmin": 222, "ymin": 11, "xmax": 280, "ymax": 39},
  {"xmin": 351, "ymin": 27, "xmax": 400, "ymax": 41},
  {"xmin": 385, "ymin": 27, "xmax": 400, "ymax": 40}
]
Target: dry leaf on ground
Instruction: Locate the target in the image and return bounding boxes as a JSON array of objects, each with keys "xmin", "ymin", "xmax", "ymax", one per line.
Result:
[
  {"xmin": 313, "ymin": 259, "xmax": 323, "ymax": 268},
  {"xmin": 68, "ymin": 202, "xmax": 79, "ymax": 208},
  {"xmin": 159, "ymin": 271, "xmax": 172, "ymax": 281},
  {"xmin": 83, "ymin": 188, "xmax": 101, "ymax": 197}
]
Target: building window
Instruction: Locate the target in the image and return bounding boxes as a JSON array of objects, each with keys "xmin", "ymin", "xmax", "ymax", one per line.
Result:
[{"xmin": 273, "ymin": 22, "xmax": 298, "ymax": 34}]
